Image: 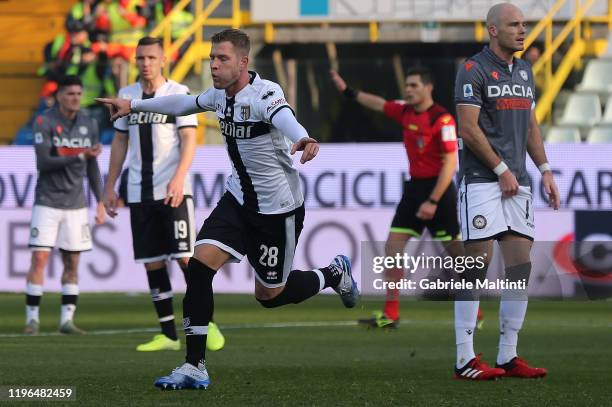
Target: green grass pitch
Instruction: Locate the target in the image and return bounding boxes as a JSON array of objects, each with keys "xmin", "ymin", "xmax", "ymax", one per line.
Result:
[{"xmin": 0, "ymin": 293, "xmax": 610, "ymax": 406}]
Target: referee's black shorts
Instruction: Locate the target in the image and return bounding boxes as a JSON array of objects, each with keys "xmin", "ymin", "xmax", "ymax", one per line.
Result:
[{"xmin": 390, "ymin": 178, "xmax": 460, "ymax": 240}]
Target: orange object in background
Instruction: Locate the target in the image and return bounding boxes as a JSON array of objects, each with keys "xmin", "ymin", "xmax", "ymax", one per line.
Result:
[
  {"xmin": 96, "ymin": 13, "xmax": 111, "ymax": 32},
  {"xmin": 91, "ymin": 42, "xmax": 134, "ymax": 61},
  {"xmin": 40, "ymin": 81, "xmax": 58, "ymax": 97}
]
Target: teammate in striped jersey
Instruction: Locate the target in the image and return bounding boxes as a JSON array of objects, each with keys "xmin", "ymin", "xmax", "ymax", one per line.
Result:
[
  {"xmin": 98, "ymin": 29, "xmax": 359, "ymax": 390},
  {"xmin": 102, "ymin": 36, "xmax": 224, "ymax": 354}
]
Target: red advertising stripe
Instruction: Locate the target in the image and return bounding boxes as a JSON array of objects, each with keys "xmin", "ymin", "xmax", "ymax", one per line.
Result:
[
  {"xmin": 496, "ymin": 98, "xmax": 531, "ymax": 110},
  {"xmin": 56, "ymin": 147, "xmax": 86, "ymax": 157}
]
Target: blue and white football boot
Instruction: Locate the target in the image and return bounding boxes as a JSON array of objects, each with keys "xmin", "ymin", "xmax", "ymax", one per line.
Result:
[
  {"xmin": 154, "ymin": 361, "xmax": 210, "ymax": 390},
  {"xmin": 330, "ymin": 255, "xmax": 359, "ymax": 308}
]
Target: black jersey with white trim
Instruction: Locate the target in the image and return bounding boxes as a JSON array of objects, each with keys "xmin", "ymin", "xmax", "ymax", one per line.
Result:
[
  {"xmin": 115, "ymin": 80, "xmax": 198, "ymax": 203},
  {"xmin": 195, "ymin": 71, "xmax": 303, "ymax": 215}
]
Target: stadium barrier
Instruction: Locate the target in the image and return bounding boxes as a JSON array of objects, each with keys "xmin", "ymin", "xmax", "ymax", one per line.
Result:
[
  {"xmin": 0, "ymin": 144, "xmax": 611, "ymax": 210},
  {"xmin": 0, "ymin": 143, "xmax": 610, "ymax": 294}
]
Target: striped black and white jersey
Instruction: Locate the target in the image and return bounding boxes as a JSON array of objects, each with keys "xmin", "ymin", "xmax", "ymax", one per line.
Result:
[
  {"xmin": 114, "ymin": 80, "xmax": 198, "ymax": 203},
  {"xmin": 195, "ymin": 71, "xmax": 303, "ymax": 215}
]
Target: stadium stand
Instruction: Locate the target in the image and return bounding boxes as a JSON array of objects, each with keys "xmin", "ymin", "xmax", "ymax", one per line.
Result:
[
  {"xmin": 557, "ymin": 93, "xmax": 602, "ymax": 128},
  {"xmin": 586, "ymin": 125, "xmax": 612, "ymax": 143},
  {"xmin": 0, "ymin": 0, "xmax": 74, "ymax": 144},
  {"xmin": 1, "ymin": 0, "xmax": 612, "ymax": 145},
  {"xmin": 601, "ymin": 95, "xmax": 612, "ymax": 124},
  {"xmin": 546, "ymin": 126, "xmax": 582, "ymax": 143},
  {"xmin": 576, "ymin": 59, "xmax": 612, "ymax": 96},
  {"xmin": 605, "ymin": 31, "xmax": 612, "ymax": 57}
]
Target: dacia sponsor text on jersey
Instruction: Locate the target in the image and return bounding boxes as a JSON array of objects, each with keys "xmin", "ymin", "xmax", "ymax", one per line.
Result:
[
  {"xmin": 52, "ymin": 136, "xmax": 92, "ymax": 148},
  {"xmin": 487, "ymin": 84, "xmax": 534, "ymax": 98}
]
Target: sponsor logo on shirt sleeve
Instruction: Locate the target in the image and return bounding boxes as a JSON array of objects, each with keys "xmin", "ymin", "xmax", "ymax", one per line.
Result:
[
  {"xmin": 463, "ymin": 84, "xmax": 474, "ymax": 97},
  {"xmin": 266, "ymin": 98, "xmax": 287, "ymax": 113},
  {"xmin": 442, "ymin": 125, "xmax": 457, "ymax": 142},
  {"xmin": 261, "ymin": 90, "xmax": 275, "ymax": 100},
  {"xmin": 440, "ymin": 115, "xmax": 452, "ymax": 125}
]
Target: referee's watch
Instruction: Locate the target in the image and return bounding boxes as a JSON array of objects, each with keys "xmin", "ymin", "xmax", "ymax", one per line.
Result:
[{"xmin": 427, "ymin": 198, "xmax": 439, "ymax": 205}]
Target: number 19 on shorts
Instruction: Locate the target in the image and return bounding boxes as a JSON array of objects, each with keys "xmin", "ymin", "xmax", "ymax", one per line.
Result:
[{"xmin": 174, "ymin": 220, "xmax": 188, "ymax": 239}]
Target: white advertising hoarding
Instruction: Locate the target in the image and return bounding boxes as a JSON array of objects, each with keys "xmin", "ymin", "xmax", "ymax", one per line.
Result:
[
  {"xmin": 0, "ymin": 208, "xmax": 575, "ymax": 293},
  {"xmin": 0, "ymin": 142, "xmax": 608, "ymax": 294},
  {"xmin": 0, "ymin": 143, "xmax": 611, "ymax": 211}
]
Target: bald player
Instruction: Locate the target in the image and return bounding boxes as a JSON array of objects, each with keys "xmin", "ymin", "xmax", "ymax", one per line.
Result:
[{"xmin": 452, "ymin": 2, "xmax": 560, "ymax": 380}]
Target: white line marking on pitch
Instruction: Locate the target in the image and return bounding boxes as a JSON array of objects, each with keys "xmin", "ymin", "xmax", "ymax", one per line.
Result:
[
  {"xmin": 0, "ymin": 321, "xmax": 357, "ymax": 338},
  {"xmin": 0, "ymin": 319, "xmax": 610, "ymax": 339}
]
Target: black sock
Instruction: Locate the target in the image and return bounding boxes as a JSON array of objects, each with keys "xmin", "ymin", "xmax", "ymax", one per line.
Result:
[
  {"xmin": 61, "ymin": 294, "xmax": 78, "ymax": 306},
  {"xmin": 25, "ymin": 284, "xmax": 43, "ymax": 322},
  {"xmin": 26, "ymin": 294, "xmax": 42, "ymax": 307},
  {"xmin": 319, "ymin": 266, "xmax": 342, "ymax": 289},
  {"xmin": 184, "ymin": 258, "xmax": 215, "ymax": 367},
  {"xmin": 455, "ymin": 263, "xmax": 488, "ymax": 301},
  {"xmin": 146, "ymin": 266, "xmax": 177, "ymax": 341},
  {"xmin": 257, "ymin": 269, "xmax": 323, "ymax": 308},
  {"xmin": 178, "ymin": 261, "xmax": 188, "ymax": 282}
]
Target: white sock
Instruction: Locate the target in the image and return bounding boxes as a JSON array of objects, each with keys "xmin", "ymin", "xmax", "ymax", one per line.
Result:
[
  {"xmin": 496, "ymin": 300, "xmax": 528, "ymax": 365},
  {"xmin": 455, "ymin": 300, "xmax": 479, "ymax": 368},
  {"xmin": 60, "ymin": 284, "xmax": 79, "ymax": 325},
  {"xmin": 25, "ymin": 283, "xmax": 43, "ymax": 323},
  {"xmin": 26, "ymin": 306, "xmax": 40, "ymax": 323},
  {"xmin": 60, "ymin": 305, "xmax": 76, "ymax": 325},
  {"xmin": 313, "ymin": 269, "xmax": 325, "ymax": 292}
]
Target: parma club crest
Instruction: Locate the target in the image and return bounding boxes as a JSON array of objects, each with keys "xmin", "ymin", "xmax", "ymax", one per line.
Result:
[{"xmin": 240, "ymin": 106, "xmax": 250, "ymax": 121}]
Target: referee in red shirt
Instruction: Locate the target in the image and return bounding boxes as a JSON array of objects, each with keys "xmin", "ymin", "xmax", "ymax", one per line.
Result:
[{"xmin": 331, "ymin": 67, "xmax": 466, "ymax": 328}]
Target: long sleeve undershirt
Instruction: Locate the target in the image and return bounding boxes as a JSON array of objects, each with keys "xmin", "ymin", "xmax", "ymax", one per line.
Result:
[{"xmin": 131, "ymin": 94, "xmax": 309, "ymax": 143}]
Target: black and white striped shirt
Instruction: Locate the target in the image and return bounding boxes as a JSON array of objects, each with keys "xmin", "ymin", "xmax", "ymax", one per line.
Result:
[
  {"xmin": 115, "ymin": 80, "xmax": 198, "ymax": 203},
  {"xmin": 195, "ymin": 71, "xmax": 303, "ymax": 214}
]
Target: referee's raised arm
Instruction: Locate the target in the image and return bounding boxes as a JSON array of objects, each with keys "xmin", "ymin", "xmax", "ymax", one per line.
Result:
[{"xmin": 330, "ymin": 69, "xmax": 386, "ymax": 112}]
